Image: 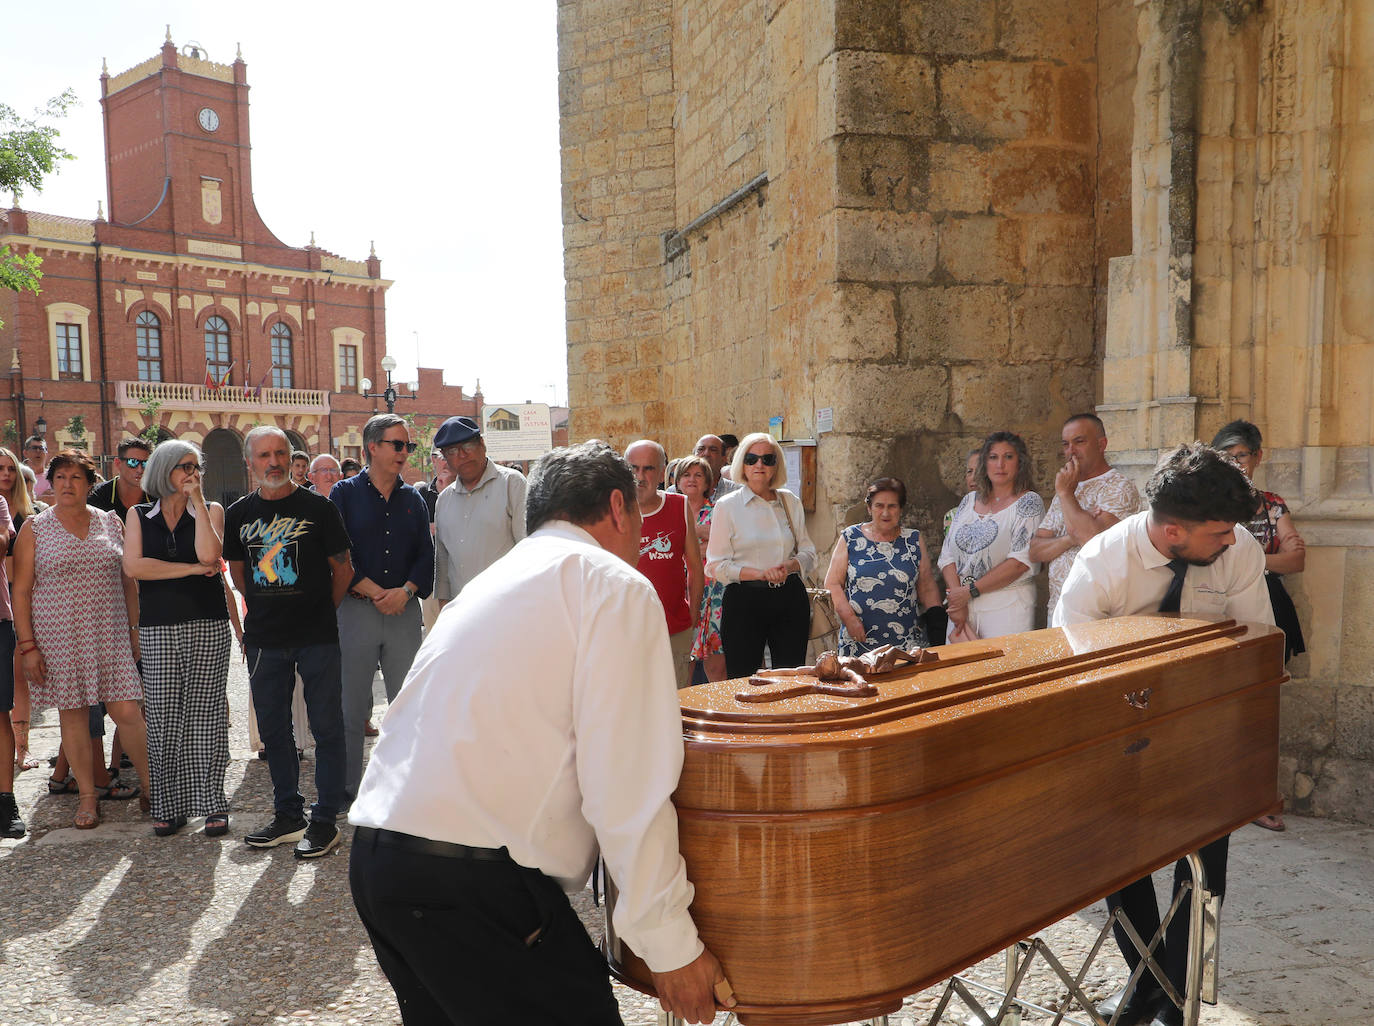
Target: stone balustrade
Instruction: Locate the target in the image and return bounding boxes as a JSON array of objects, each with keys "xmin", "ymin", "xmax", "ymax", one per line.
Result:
[{"xmin": 115, "ymin": 380, "xmax": 330, "ymax": 415}]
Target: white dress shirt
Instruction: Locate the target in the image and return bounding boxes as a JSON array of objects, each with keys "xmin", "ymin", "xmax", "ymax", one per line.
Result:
[
  {"xmin": 1052, "ymin": 510, "xmax": 1274, "ymax": 627},
  {"xmin": 432, "ymin": 459, "xmax": 527, "ymax": 602},
  {"xmin": 350, "ymin": 520, "xmax": 702, "ymax": 973},
  {"xmin": 705, "ymin": 486, "xmax": 817, "ymax": 584}
]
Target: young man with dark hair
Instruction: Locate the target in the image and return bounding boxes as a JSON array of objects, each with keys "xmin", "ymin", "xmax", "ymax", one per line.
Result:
[
  {"xmin": 88, "ymin": 438, "xmax": 152, "ymax": 520},
  {"xmin": 1053, "ymin": 442, "xmax": 1274, "ymax": 1026}
]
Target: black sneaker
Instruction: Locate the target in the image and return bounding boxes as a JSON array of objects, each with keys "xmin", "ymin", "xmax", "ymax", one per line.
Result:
[
  {"xmin": 244, "ymin": 814, "xmax": 308, "ymax": 848},
  {"xmin": 0, "ymin": 793, "xmax": 24, "ymax": 839},
  {"xmin": 294, "ymin": 821, "xmax": 341, "ymax": 859}
]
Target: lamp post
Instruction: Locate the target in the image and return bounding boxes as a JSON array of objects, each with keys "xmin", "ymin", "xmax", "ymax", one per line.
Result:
[{"xmin": 359, "ymin": 355, "xmax": 418, "ymax": 414}]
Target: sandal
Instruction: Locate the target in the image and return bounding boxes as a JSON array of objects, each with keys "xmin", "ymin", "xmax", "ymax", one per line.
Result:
[
  {"xmin": 74, "ymin": 794, "xmax": 99, "ymax": 830},
  {"xmin": 47, "ymin": 775, "xmax": 78, "ymax": 795},
  {"xmin": 94, "ymin": 780, "xmax": 140, "ymax": 801},
  {"xmin": 153, "ymin": 816, "xmax": 187, "ymax": 837},
  {"xmin": 1254, "ymin": 814, "xmax": 1286, "ymax": 832},
  {"xmin": 12, "ymin": 720, "xmax": 39, "ymax": 771},
  {"xmin": 204, "ymin": 814, "xmax": 230, "ymax": 837}
]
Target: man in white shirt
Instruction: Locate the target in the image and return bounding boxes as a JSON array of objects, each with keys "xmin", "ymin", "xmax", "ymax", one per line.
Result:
[
  {"xmin": 432, "ymin": 416, "xmax": 527, "ymax": 605},
  {"xmin": 627, "ymin": 439, "xmax": 703, "ymax": 689},
  {"xmin": 1053, "ymin": 442, "xmax": 1273, "ymax": 1026},
  {"xmin": 1030, "ymin": 413, "xmax": 1141, "ymax": 615},
  {"xmin": 349, "ymin": 440, "xmax": 733, "ymax": 1025}
]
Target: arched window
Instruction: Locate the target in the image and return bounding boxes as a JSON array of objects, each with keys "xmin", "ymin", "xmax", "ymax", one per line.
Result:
[
  {"xmin": 136, "ymin": 311, "xmax": 162, "ymax": 382},
  {"xmin": 204, "ymin": 316, "xmax": 231, "ymax": 383},
  {"xmin": 270, "ymin": 322, "xmax": 293, "ymax": 389}
]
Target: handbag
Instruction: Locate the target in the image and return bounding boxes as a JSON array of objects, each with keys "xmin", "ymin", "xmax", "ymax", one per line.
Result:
[{"xmin": 777, "ymin": 492, "xmax": 840, "ymax": 645}]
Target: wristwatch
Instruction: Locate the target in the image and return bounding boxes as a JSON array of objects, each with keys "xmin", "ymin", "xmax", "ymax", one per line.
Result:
[
  {"xmin": 965, "ymin": 577, "xmax": 981, "ymax": 599},
  {"xmin": 402, "ymin": 584, "xmax": 417, "ymax": 599}
]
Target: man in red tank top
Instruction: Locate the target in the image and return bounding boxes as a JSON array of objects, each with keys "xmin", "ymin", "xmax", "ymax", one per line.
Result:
[{"xmin": 625, "ymin": 440, "xmax": 703, "ymax": 689}]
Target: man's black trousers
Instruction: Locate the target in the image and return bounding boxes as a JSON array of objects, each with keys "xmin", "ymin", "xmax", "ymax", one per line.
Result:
[{"xmin": 350, "ymin": 827, "xmax": 624, "ymax": 1025}]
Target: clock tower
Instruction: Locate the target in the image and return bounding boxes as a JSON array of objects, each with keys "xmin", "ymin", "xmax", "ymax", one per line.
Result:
[{"xmin": 99, "ymin": 31, "xmax": 287, "ymax": 257}]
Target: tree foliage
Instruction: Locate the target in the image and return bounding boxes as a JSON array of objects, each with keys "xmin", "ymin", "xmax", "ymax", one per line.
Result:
[{"xmin": 1, "ymin": 90, "xmax": 77, "ymax": 326}]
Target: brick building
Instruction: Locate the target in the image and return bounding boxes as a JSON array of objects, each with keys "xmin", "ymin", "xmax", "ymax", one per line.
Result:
[{"xmin": 0, "ymin": 35, "xmax": 480, "ymax": 501}]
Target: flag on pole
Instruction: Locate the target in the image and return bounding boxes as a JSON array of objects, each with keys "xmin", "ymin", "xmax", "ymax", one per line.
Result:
[
  {"xmin": 204, "ymin": 363, "xmax": 216, "ymax": 390},
  {"xmin": 217, "ymin": 360, "xmax": 237, "ymax": 389},
  {"xmin": 252, "ymin": 363, "xmax": 276, "ymax": 400}
]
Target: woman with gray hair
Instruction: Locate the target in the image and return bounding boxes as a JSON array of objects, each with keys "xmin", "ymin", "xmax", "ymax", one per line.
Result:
[{"xmin": 123, "ymin": 441, "xmax": 233, "ymax": 837}]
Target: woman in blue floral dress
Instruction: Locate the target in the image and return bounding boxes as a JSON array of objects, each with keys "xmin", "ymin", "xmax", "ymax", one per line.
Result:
[
  {"xmin": 677, "ymin": 457, "xmax": 726, "ymax": 681},
  {"xmin": 825, "ymin": 477, "xmax": 941, "ymax": 656}
]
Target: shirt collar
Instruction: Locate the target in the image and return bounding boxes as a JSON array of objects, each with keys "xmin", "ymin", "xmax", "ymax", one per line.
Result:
[
  {"xmin": 740, "ymin": 487, "xmax": 772, "ymax": 505},
  {"xmin": 452, "ymin": 459, "xmax": 498, "ymax": 495},
  {"xmin": 1130, "ymin": 510, "xmax": 1171, "ymax": 570},
  {"xmin": 145, "ymin": 499, "xmax": 198, "ymax": 519}
]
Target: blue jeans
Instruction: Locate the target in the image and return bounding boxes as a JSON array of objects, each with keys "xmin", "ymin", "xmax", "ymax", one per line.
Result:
[{"xmin": 246, "ymin": 643, "xmax": 347, "ymax": 824}]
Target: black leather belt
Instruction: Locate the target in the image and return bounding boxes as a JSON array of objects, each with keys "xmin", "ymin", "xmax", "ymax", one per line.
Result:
[{"xmin": 355, "ymin": 825, "xmax": 510, "ymax": 861}]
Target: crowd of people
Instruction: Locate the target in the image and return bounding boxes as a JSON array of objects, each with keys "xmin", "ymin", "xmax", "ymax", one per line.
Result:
[{"xmin": 0, "ymin": 408, "xmax": 1310, "ymax": 1025}]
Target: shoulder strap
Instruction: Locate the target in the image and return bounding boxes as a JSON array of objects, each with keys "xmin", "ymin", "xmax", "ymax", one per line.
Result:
[{"xmin": 776, "ymin": 491, "xmax": 800, "ymax": 559}]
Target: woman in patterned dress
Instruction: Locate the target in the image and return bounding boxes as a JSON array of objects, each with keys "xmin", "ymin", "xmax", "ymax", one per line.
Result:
[
  {"xmin": 124, "ymin": 441, "xmax": 232, "ymax": 837},
  {"xmin": 678, "ymin": 456, "xmax": 726, "ymax": 682},
  {"xmin": 826, "ymin": 477, "xmax": 941, "ymax": 656},
  {"xmin": 0, "ymin": 449, "xmax": 39, "ymax": 773},
  {"xmin": 939, "ymin": 432, "xmax": 1045, "ymax": 642},
  {"xmin": 12, "ymin": 451, "xmax": 151, "ymax": 829},
  {"xmin": 1213, "ymin": 420, "xmax": 1306, "ymax": 832}
]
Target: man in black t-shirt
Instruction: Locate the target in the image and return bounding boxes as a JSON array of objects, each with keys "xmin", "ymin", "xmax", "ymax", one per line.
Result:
[{"xmin": 225, "ymin": 426, "xmax": 353, "ymax": 859}]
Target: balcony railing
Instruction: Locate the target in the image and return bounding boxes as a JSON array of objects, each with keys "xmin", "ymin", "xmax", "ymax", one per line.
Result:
[{"xmin": 115, "ymin": 380, "xmax": 331, "ymax": 416}]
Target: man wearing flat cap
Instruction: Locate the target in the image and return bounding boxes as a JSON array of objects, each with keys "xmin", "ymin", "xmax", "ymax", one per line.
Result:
[{"xmin": 433, "ymin": 416, "xmax": 528, "ymax": 606}]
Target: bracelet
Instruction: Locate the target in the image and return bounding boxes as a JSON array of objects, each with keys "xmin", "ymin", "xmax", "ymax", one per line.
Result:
[{"xmin": 17, "ymin": 642, "xmax": 37, "ymax": 654}]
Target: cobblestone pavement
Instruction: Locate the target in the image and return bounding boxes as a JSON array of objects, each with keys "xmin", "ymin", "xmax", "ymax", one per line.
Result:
[{"xmin": 2, "ymin": 653, "xmax": 1370, "ymax": 1026}]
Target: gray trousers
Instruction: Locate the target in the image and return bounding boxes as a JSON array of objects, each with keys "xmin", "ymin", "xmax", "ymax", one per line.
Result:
[{"xmin": 337, "ymin": 594, "xmax": 424, "ymax": 802}]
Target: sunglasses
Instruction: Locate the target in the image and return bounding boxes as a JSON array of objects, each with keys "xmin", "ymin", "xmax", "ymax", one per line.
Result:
[
  {"xmin": 123, "ymin": 458, "xmax": 148, "ymax": 469},
  {"xmin": 742, "ymin": 452, "xmax": 778, "ymax": 467},
  {"xmin": 173, "ymin": 461, "xmax": 205, "ymax": 475},
  {"xmin": 378, "ymin": 440, "xmax": 419, "ymax": 454}
]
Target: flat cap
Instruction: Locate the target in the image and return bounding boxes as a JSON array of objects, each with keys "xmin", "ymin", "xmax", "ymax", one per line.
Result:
[{"xmin": 433, "ymin": 416, "xmax": 482, "ymax": 448}]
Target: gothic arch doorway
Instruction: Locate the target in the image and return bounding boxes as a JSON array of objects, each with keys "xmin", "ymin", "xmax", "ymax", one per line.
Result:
[{"xmin": 204, "ymin": 428, "xmax": 248, "ymax": 507}]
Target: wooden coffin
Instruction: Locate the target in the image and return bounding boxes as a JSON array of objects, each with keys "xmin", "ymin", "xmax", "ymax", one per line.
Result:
[{"xmin": 604, "ymin": 615, "xmax": 1286, "ymax": 1026}]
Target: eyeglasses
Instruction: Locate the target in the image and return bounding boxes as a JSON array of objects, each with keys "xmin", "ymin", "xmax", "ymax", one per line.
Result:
[
  {"xmin": 173, "ymin": 461, "xmax": 204, "ymax": 475},
  {"xmin": 122, "ymin": 458, "xmax": 148, "ymax": 469},
  {"xmin": 378, "ymin": 440, "xmax": 419, "ymax": 454},
  {"xmin": 441, "ymin": 441, "xmax": 483, "ymax": 457},
  {"xmin": 26, "ymin": 445, "xmax": 46, "ymax": 453},
  {"xmin": 742, "ymin": 452, "xmax": 778, "ymax": 467}
]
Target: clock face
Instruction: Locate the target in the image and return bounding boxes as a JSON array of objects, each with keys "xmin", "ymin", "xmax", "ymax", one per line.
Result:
[{"xmin": 197, "ymin": 107, "xmax": 220, "ymax": 133}]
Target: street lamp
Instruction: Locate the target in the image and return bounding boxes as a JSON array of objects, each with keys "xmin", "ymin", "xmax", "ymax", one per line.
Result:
[
  {"xmin": 33, "ymin": 414, "xmax": 47, "ymax": 439},
  {"xmin": 360, "ymin": 354, "xmax": 417, "ymax": 414}
]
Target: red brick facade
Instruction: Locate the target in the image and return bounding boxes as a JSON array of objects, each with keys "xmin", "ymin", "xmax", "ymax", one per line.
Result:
[{"xmin": 0, "ymin": 38, "xmax": 478, "ymax": 501}]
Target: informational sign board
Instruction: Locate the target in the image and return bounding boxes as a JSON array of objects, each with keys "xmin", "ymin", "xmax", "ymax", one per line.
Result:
[
  {"xmin": 816, "ymin": 407, "xmax": 833, "ymax": 435},
  {"xmin": 481, "ymin": 403, "xmax": 554, "ymax": 462},
  {"xmin": 769, "ymin": 415, "xmax": 784, "ymax": 441}
]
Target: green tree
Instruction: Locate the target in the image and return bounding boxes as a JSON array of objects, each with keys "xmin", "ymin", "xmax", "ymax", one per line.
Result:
[
  {"xmin": 138, "ymin": 395, "xmax": 163, "ymax": 447},
  {"xmin": 1, "ymin": 90, "xmax": 77, "ymax": 327},
  {"xmin": 403, "ymin": 414, "xmax": 440, "ymax": 472}
]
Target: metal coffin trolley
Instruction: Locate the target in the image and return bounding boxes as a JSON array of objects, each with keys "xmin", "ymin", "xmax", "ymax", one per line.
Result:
[{"xmin": 603, "ymin": 615, "xmax": 1286, "ymax": 1026}]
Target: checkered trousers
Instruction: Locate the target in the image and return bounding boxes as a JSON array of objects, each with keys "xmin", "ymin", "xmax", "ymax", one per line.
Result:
[{"xmin": 139, "ymin": 618, "xmax": 232, "ymax": 821}]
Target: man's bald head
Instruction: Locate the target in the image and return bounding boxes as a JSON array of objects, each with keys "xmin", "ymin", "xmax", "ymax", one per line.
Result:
[
  {"xmin": 624, "ymin": 440, "xmax": 666, "ymax": 508},
  {"xmin": 693, "ymin": 435, "xmax": 725, "ymax": 475}
]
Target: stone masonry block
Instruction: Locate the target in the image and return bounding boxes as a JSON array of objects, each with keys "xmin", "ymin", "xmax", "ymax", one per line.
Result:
[
  {"xmin": 928, "ymin": 143, "xmax": 992, "ymax": 214},
  {"xmin": 989, "ymin": 146, "xmax": 1093, "ymax": 216},
  {"xmin": 901, "ymin": 1, "xmax": 997, "ymax": 56},
  {"xmin": 900, "ymin": 285, "xmax": 1011, "ymax": 364},
  {"xmin": 1335, "ymin": 685, "xmax": 1374, "ymax": 759},
  {"xmin": 1053, "ymin": 65, "xmax": 1096, "ymax": 145},
  {"xmin": 1023, "ymin": 216, "xmax": 1094, "ymax": 285},
  {"xmin": 1340, "ymin": 548, "xmax": 1374, "ymax": 686},
  {"xmin": 1279, "ymin": 680, "xmax": 1336, "ymax": 753},
  {"xmin": 938, "ymin": 215, "xmax": 1025, "ymax": 284},
  {"xmin": 999, "ymin": 0, "xmax": 1094, "ymax": 62},
  {"xmin": 950, "ymin": 362, "xmax": 1059, "ymax": 430},
  {"xmin": 1308, "ymin": 757, "xmax": 1374, "ymax": 826},
  {"xmin": 835, "ymin": 136, "xmax": 923, "ymax": 212},
  {"xmin": 1009, "ymin": 286, "xmax": 1094, "ymax": 362},
  {"xmin": 828, "ymin": 51, "xmax": 936, "ymax": 138},
  {"xmin": 942, "ymin": 61, "xmax": 1052, "ymax": 141},
  {"xmin": 815, "ymin": 362, "xmax": 949, "ymax": 435},
  {"xmin": 814, "ymin": 282, "xmax": 899, "ymax": 363},
  {"xmin": 836, "ymin": 208, "xmax": 937, "ymax": 283}
]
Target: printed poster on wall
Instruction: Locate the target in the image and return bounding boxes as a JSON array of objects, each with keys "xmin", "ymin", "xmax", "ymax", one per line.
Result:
[{"xmin": 481, "ymin": 403, "xmax": 554, "ymax": 462}]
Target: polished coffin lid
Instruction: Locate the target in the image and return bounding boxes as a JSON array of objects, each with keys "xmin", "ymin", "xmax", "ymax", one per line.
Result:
[{"xmin": 605, "ymin": 615, "xmax": 1287, "ymax": 1025}]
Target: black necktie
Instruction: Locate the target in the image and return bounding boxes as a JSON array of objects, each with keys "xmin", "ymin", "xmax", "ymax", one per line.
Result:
[{"xmin": 1158, "ymin": 558, "xmax": 1188, "ymax": 613}]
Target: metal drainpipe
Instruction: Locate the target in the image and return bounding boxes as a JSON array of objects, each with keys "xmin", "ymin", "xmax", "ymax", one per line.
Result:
[{"xmin": 94, "ymin": 241, "xmax": 113, "ymax": 460}]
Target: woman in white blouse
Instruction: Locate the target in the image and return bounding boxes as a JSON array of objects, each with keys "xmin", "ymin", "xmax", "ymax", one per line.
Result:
[
  {"xmin": 939, "ymin": 431, "xmax": 1045, "ymax": 642},
  {"xmin": 705, "ymin": 432, "xmax": 818, "ymax": 678}
]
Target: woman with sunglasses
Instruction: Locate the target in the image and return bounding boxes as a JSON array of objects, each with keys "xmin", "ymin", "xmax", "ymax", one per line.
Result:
[
  {"xmin": 123, "ymin": 440, "xmax": 232, "ymax": 837},
  {"xmin": 705, "ymin": 431, "xmax": 818, "ymax": 679}
]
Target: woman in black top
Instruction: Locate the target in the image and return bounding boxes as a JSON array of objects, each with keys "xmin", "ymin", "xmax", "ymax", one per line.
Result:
[{"xmin": 123, "ymin": 441, "xmax": 231, "ymax": 837}]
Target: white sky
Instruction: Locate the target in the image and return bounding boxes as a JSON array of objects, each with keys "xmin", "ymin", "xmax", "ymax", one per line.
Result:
[{"xmin": 5, "ymin": 1, "xmax": 569, "ymax": 408}]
